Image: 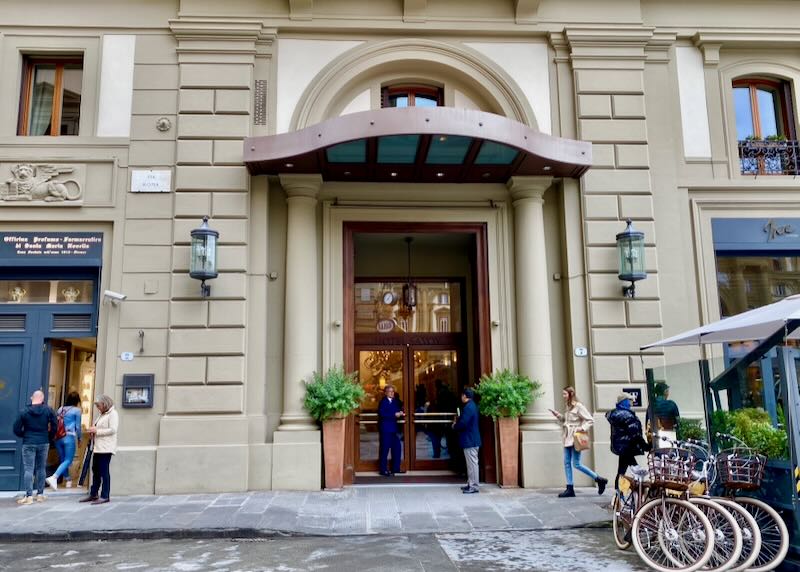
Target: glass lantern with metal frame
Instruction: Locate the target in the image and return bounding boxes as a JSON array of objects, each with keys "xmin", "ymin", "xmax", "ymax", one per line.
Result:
[
  {"xmin": 189, "ymin": 216, "xmax": 218, "ymax": 298},
  {"xmin": 616, "ymin": 219, "xmax": 646, "ymax": 298}
]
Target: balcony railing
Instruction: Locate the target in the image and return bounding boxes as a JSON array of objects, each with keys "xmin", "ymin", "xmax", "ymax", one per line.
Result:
[{"xmin": 738, "ymin": 139, "xmax": 800, "ymax": 176}]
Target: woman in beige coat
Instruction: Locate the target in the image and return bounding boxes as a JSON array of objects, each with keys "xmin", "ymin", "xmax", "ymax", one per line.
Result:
[
  {"xmin": 549, "ymin": 387, "xmax": 607, "ymax": 498},
  {"xmin": 79, "ymin": 394, "xmax": 118, "ymax": 505}
]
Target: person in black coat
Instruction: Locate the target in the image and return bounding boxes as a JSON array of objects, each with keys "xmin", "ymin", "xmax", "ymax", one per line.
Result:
[
  {"xmin": 12, "ymin": 390, "xmax": 57, "ymax": 504},
  {"xmin": 605, "ymin": 393, "xmax": 648, "ymax": 489},
  {"xmin": 452, "ymin": 388, "xmax": 481, "ymax": 494},
  {"xmin": 377, "ymin": 384, "xmax": 404, "ymax": 476}
]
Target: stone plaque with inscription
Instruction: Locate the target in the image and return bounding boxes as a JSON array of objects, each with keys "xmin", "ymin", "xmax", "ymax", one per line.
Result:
[{"xmin": 131, "ymin": 169, "xmax": 172, "ymax": 193}]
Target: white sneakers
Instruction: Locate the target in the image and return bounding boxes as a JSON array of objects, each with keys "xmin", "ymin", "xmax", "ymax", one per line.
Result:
[
  {"xmin": 65, "ymin": 480, "xmax": 73, "ymax": 488},
  {"xmin": 45, "ymin": 475, "xmax": 58, "ymax": 491}
]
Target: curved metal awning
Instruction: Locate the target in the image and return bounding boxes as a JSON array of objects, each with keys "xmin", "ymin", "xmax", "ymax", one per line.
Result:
[{"xmin": 244, "ymin": 107, "xmax": 591, "ymax": 183}]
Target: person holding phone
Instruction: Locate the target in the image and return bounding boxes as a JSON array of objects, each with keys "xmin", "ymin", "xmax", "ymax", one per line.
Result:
[{"xmin": 549, "ymin": 387, "xmax": 607, "ymax": 498}]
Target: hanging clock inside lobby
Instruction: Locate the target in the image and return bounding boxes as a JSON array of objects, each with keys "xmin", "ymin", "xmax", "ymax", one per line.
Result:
[{"xmin": 382, "ymin": 291, "xmax": 396, "ymax": 305}]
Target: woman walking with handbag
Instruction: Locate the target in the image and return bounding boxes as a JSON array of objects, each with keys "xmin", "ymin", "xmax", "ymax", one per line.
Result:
[{"xmin": 549, "ymin": 386, "xmax": 608, "ymax": 498}]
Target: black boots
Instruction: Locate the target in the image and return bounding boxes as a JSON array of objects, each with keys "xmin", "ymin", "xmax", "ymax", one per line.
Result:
[
  {"xmin": 558, "ymin": 478, "xmax": 607, "ymax": 498},
  {"xmin": 558, "ymin": 485, "xmax": 575, "ymax": 498}
]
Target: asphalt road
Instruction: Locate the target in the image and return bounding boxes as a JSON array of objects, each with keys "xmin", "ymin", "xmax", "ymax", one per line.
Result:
[{"xmin": 0, "ymin": 529, "xmax": 649, "ymax": 571}]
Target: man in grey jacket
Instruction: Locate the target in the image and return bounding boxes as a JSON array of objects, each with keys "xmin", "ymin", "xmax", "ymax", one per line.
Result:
[{"xmin": 12, "ymin": 390, "xmax": 57, "ymax": 505}]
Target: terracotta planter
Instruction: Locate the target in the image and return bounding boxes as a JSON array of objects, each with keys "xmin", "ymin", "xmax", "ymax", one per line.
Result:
[
  {"xmin": 322, "ymin": 416, "xmax": 347, "ymax": 490},
  {"xmin": 496, "ymin": 417, "xmax": 520, "ymax": 488}
]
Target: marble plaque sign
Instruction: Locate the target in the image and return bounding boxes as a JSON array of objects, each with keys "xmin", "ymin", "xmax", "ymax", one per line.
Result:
[{"xmin": 131, "ymin": 169, "xmax": 172, "ymax": 193}]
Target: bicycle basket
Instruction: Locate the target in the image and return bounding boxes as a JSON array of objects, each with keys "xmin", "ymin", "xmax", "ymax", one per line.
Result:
[
  {"xmin": 716, "ymin": 448, "xmax": 766, "ymax": 491},
  {"xmin": 648, "ymin": 448, "xmax": 695, "ymax": 490}
]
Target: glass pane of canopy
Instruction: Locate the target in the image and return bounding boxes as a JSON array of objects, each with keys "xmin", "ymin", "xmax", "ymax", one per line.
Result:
[
  {"xmin": 377, "ymin": 135, "xmax": 420, "ymax": 164},
  {"xmin": 326, "ymin": 139, "xmax": 366, "ymax": 163},
  {"xmin": 475, "ymin": 141, "xmax": 519, "ymax": 165},
  {"xmin": 426, "ymin": 135, "xmax": 471, "ymax": 164}
]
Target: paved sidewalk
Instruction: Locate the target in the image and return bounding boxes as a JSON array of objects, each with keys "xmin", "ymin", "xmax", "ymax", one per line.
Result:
[{"xmin": 0, "ymin": 486, "xmax": 612, "ymax": 541}]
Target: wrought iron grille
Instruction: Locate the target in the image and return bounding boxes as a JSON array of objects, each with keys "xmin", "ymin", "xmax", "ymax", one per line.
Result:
[{"xmin": 738, "ymin": 139, "xmax": 800, "ymax": 175}]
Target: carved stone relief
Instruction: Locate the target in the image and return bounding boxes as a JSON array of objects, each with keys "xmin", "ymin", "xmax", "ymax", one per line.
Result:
[{"xmin": 0, "ymin": 163, "xmax": 84, "ymax": 204}]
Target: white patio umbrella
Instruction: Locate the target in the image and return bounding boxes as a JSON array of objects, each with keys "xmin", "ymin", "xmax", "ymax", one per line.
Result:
[{"xmin": 641, "ymin": 294, "xmax": 800, "ymax": 349}]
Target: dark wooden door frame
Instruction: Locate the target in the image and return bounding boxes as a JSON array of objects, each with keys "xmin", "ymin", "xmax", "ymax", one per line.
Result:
[{"xmin": 343, "ymin": 221, "xmax": 493, "ymax": 484}]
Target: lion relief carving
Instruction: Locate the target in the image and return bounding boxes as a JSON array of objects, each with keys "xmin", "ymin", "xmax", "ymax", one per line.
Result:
[{"xmin": 2, "ymin": 164, "xmax": 83, "ymax": 202}]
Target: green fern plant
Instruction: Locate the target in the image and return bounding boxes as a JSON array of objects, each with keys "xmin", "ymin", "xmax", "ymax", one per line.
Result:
[
  {"xmin": 475, "ymin": 369, "xmax": 542, "ymax": 420},
  {"xmin": 303, "ymin": 365, "xmax": 365, "ymax": 422}
]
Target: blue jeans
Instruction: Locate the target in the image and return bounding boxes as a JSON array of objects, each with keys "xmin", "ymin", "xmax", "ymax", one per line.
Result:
[
  {"xmin": 22, "ymin": 443, "xmax": 49, "ymax": 496},
  {"xmin": 54, "ymin": 435, "xmax": 77, "ymax": 480},
  {"xmin": 563, "ymin": 446, "xmax": 598, "ymax": 485}
]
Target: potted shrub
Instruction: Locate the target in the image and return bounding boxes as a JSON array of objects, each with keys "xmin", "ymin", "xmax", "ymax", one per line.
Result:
[
  {"xmin": 303, "ymin": 365, "xmax": 365, "ymax": 490},
  {"xmin": 476, "ymin": 369, "xmax": 542, "ymax": 487}
]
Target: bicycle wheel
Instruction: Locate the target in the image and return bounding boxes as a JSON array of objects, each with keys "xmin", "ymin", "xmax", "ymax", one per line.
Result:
[
  {"xmin": 713, "ymin": 498, "xmax": 761, "ymax": 572},
  {"xmin": 687, "ymin": 497, "xmax": 742, "ymax": 572},
  {"xmin": 613, "ymin": 488, "xmax": 638, "ymax": 550},
  {"xmin": 632, "ymin": 497, "xmax": 714, "ymax": 572},
  {"xmin": 735, "ymin": 497, "xmax": 789, "ymax": 572}
]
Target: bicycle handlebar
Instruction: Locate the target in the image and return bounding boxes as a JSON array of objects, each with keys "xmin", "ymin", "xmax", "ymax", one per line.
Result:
[{"xmin": 715, "ymin": 432, "xmax": 749, "ymax": 449}]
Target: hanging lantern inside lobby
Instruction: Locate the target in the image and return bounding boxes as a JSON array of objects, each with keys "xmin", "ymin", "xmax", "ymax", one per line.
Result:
[
  {"xmin": 190, "ymin": 216, "xmax": 219, "ymax": 298},
  {"xmin": 616, "ymin": 218, "xmax": 646, "ymax": 298},
  {"xmin": 402, "ymin": 236, "xmax": 417, "ymax": 309}
]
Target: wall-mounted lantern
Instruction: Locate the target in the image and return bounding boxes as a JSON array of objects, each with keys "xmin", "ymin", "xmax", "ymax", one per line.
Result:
[
  {"xmin": 190, "ymin": 216, "xmax": 218, "ymax": 298},
  {"xmin": 616, "ymin": 218, "xmax": 646, "ymax": 298}
]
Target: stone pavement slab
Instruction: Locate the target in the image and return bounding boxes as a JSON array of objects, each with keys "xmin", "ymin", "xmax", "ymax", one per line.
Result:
[{"xmin": 0, "ymin": 485, "xmax": 612, "ymax": 541}]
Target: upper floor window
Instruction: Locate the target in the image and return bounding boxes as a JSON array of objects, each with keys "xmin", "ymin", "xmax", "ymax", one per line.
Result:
[
  {"xmin": 381, "ymin": 85, "xmax": 443, "ymax": 108},
  {"xmin": 18, "ymin": 56, "xmax": 83, "ymax": 136},
  {"xmin": 734, "ymin": 77, "xmax": 797, "ymax": 175}
]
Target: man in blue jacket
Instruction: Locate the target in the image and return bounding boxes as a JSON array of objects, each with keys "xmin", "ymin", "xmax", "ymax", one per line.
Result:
[
  {"xmin": 377, "ymin": 385, "xmax": 404, "ymax": 476},
  {"xmin": 453, "ymin": 388, "xmax": 481, "ymax": 494},
  {"xmin": 12, "ymin": 390, "xmax": 57, "ymax": 505}
]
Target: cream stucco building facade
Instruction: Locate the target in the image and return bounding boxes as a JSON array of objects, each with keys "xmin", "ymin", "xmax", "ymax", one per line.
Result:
[{"xmin": 1, "ymin": 0, "xmax": 799, "ymax": 494}]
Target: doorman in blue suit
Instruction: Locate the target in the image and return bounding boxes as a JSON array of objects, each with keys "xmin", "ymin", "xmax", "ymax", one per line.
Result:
[{"xmin": 378, "ymin": 384, "xmax": 404, "ymax": 476}]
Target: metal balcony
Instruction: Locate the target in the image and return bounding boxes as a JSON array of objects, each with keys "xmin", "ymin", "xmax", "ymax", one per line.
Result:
[{"xmin": 738, "ymin": 139, "xmax": 800, "ymax": 176}]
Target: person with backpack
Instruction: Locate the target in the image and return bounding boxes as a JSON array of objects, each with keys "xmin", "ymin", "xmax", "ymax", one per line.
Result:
[
  {"xmin": 606, "ymin": 392, "xmax": 649, "ymax": 489},
  {"xmin": 12, "ymin": 390, "xmax": 57, "ymax": 505},
  {"xmin": 46, "ymin": 391, "xmax": 82, "ymax": 491}
]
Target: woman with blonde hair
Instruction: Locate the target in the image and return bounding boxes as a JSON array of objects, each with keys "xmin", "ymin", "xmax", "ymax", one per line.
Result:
[
  {"xmin": 79, "ymin": 394, "xmax": 118, "ymax": 505},
  {"xmin": 549, "ymin": 386, "xmax": 607, "ymax": 498}
]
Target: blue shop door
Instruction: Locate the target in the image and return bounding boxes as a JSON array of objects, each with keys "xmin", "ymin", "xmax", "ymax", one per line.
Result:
[{"xmin": 0, "ymin": 339, "xmax": 31, "ymax": 491}]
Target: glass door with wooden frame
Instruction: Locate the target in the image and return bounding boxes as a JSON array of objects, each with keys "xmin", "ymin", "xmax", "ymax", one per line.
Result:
[{"xmin": 354, "ymin": 345, "xmax": 462, "ymax": 473}]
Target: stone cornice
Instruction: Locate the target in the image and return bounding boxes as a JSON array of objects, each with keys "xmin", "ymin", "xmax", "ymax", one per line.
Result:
[
  {"xmin": 564, "ymin": 27, "xmax": 655, "ymax": 67},
  {"xmin": 170, "ymin": 19, "xmax": 276, "ymax": 50},
  {"xmin": 694, "ymin": 29, "xmax": 800, "ymax": 49}
]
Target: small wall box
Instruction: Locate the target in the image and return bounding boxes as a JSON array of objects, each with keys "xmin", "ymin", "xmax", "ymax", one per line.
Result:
[{"xmin": 122, "ymin": 374, "xmax": 154, "ymax": 408}]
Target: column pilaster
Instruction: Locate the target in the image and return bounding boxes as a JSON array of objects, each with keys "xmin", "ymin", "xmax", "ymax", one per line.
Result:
[
  {"xmin": 507, "ymin": 176, "xmax": 558, "ymax": 430},
  {"xmin": 278, "ymin": 174, "xmax": 323, "ymax": 431}
]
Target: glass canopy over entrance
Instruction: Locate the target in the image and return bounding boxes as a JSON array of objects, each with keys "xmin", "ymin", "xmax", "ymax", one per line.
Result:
[{"xmin": 244, "ymin": 107, "xmax": 592, "ymax": 183}]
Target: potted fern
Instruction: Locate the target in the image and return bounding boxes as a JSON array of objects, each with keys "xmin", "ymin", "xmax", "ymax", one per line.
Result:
[
  {"xmin": 303, "ymin": 365, "xmax": 364, "ymax": 490},
  {"xmin": 475, "ymin": 369, "xmax": 542, "ymax": 487}
]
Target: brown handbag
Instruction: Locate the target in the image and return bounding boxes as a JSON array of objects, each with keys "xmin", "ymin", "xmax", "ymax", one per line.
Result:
[{"xmin": 573, "ymin": 430, "xmax": 590, "ymax": 452}]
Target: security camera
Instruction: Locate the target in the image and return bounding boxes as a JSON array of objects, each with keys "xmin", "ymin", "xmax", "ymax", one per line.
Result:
[{"xmin": 103, "ymin": 290, "xmax": 127, "ymax": 306}]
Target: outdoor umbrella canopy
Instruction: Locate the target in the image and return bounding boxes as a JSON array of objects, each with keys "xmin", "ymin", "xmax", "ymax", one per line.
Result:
[{"xmin": 640, "ymin": 294, "xmax": 800, "ymax": 349}]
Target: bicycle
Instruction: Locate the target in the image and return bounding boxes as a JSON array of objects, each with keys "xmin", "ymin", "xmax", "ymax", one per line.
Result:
[
  {"xmin": 628, "ymin": 445, "xmax": 715, "ymax": 572},
  {"xmin": 714, "ymin": 433, "xmax": 790, "ymax": 572},
  {"xmin": 670, "ymin": 436, "xmax": 757, "ymax": 572}
]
